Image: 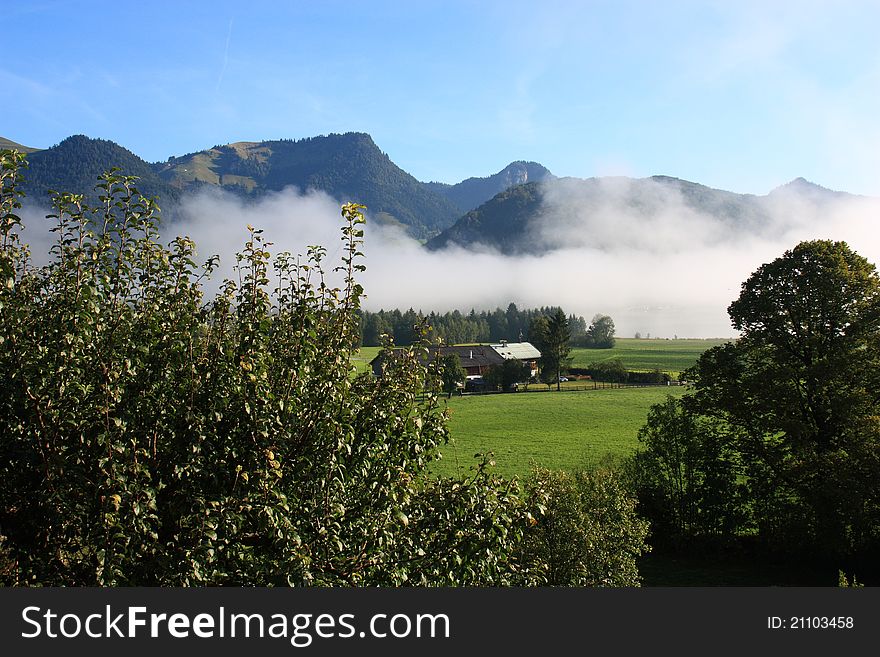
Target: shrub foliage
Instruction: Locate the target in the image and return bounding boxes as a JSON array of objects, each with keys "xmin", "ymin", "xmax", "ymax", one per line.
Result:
[
  {"xmin": 0, "ymin": 151, "xmax": 530, "ymax": 585},
  {"xmin": 519, "ymin": 466, "xmax": 649, "ymax": 586},
  {"xmin": 0, "ymin": 150, "xmax": 648, "ymax": 586}
]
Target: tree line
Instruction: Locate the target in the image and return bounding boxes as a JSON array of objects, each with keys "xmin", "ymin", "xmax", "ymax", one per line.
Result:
[
  {"xmin": 360, "ymin": 306, "xmax": 616, "ymax": 349},
  {"xmin": 359, "ymin": 304, "xmax": 582, "ymax": 346}
]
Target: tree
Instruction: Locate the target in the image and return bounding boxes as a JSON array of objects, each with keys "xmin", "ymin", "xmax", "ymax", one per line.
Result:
[
  {"xmin": 585, "ymin": 314, "xmax": 616, "ymax": 348},
  {"xmin": 438, "ymin": 351, "xmax": 466, "ymax": 398},
  {"xmin": 484, "ymin": 359, "xmax": 531, "ymax": 391},
  {"xmin": 537, "ymin": 308, "xmax": 572, "ymax": 391},
  {"xmin": 627, "ymin": 396, "xmax": 746, "ymax": 543},
  {"xmin": 360, "ymin": 311, "xmax": 392, "ymax": 346},
  {"xmin": 528, "ymin": 314, "xmax": 549, "ymax": 349},
  {"xmin": 687, "ymin": 240, "xmax": 880, "ymax": 557},
  {"xmin": 0, "ymin": 151, "xmax": 532, "ymax": 586},
  {"xmin": 506, "ymin": 302, "xmax": 522, "ymax": 340},
  {"xmin": 568, "ymin": 313, "xmax": 587, "ymax": 337},
  {"xmin": 518, "ymin": 466, "xmax": 649, "ymax": 586}
]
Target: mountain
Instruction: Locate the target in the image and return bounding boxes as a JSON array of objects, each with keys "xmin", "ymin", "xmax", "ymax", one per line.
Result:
[
  {"xmin": 15, "ymin": 131, "xmax": 858, "ymax": 253},
  {"xmin": 11, "ymin": 130, "xmax": 556, "ymax": 240},
  {"xmin": 0, "ymin": 136, "xmax": 41, "ymax": 153},
  {"xmin": 424, "ymin": 161, "xmax": 554, "ymax": 214},
  {"xmin": 767, "ymin": 177, "xmax": 851, "ymax": 203},
  {"xmin": 154, "ymin": 132, "xmax": 461, "ymax": 239},
  {"xmin": 22, "ymin": 135, "xmax": 179, "ymax": 207},
  {"xmin": 425, "ymin": 182, "xmax": 545, "ymax": 252},
  {"xmin": 426, "ymin": 175, "xmax": 864, "ymax": 255}
]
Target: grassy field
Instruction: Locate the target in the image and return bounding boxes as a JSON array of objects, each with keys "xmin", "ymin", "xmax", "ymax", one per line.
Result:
[
  {"xmin": 433, "ymin": 386, "xmax": 686, "ymax": 479},
  {"xmin": 354, "ymin": 338, "xmax": 718, "ymax": 480},
  {"xmin": 354, "ymin": 337, "xmax": 728, "ymax": 376},
  {"xmin": 570, "ymin": 337, "xmax": 731, "ymax": 374},
  {"xmin": 351, "ymin": 346, "xmax": 382, "ymax": 374}
]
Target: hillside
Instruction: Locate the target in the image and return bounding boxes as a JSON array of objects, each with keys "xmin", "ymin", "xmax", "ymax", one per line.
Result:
[
  {"xmin": 11, "ymin": 131, "xmax": 861, "ymax": 251},
  {"xmin": 424, "ymin": 161, "xmax": 554, "ymax": 213},
  {"xmin": 154, "ymin": 132, "xmax": 462, "ymax": 239},
  {"xmin": 766, "ymin": 176, "xmax": 853, "ymax": 204},
  {"xmin": 0, "ymin": 136, "xmax": 41, "ymax": 153},
  {"xmin": 426, "ymin": 174, "xmax": 859, "ymax": 255},
  {"xmin": 425, "ymin": 182, "xmax": 545, "ymax": 253},
  {"xmin": 22, "ymin": 135, "xmax": 179, "ymax": 207}
]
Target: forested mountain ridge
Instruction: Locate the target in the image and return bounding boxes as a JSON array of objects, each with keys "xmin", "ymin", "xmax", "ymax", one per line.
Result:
[
  {"xmin": 8, "ymin": 131, "xmax": 553, "ymax": 240},
  {"xmin": 424, "ymin": 161, "xmax": 554, "ymax": 213},
  {"xmin": 425, "ymin": 182, "xmax": 545, "ymax": 253},
  {"xmin": 6, "ymin": 131, "xmax": 865, "ymax": 251},
  {"xmin": 19, "ymin": 135, "xmax": 180, "ymax": 207},
  {"xmin": 154, "ymin": 132, "xmax": 463, "ymax": 239},
  {"xmin": 427, "ymin": 174, "xmax": 865, "ymax": 255}
]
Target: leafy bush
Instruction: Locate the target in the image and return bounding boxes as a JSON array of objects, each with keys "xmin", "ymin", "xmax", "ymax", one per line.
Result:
[
  {"xmin": 518, "ymin": 466, "xmax": 649, "ymax": 586},
  {"xmin": 0, "ymin": 151, "xmax": 528, "ymax": 586},
  {"xmin": 585, "ymin": 359, "xmax": 629, "ymax": 383}
]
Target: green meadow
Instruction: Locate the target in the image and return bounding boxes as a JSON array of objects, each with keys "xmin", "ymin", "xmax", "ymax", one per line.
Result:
[
  {"xmin": 570, "ymin": 337, "xmax": 732, "ymax": 375},
  {"xmin": 434, "ymin": 386, "xmax": 687, "ymax": 479},
  {"xmin": 351, "ymin": 345, "xmax": 382, "ymax": 374},
  {"xmin": 354, "ymin": 337, "xmax": 725, "ymax": 480},
  {"xmin": 354, "ymin": 337, "xmax": 731, "ymax": 376}
]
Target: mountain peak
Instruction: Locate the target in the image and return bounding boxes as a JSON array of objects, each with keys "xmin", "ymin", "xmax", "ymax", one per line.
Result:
[
  {"xmin": 770, "ymin": 177, "xmax": 847, "ymax": 199},
  {"xmin": 426, "ymin": 161, "xmax": 554, "ymax": 214},
  {"xmin": 499, "ymin": 161, "xmax": 552, "ymax": 185},
  {"xmin": 780, "ymin": 176, "xmax": 820, "ymax": 190},
  {"xmin": 323, "ymin": 131, "xmax": 376, "ymax": 145},
  {"xmin": 153, "ymin": 132, "xmax": 459, "ymax": 238},
  {"xmin": 22, "ymin": 134, "xmax": 179, "ymax": 205}
]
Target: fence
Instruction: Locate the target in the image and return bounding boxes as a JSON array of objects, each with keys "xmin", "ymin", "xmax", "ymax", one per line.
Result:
[{"xmin": 459, "ymin": 380, "xmax": 685, "ymax": 396}]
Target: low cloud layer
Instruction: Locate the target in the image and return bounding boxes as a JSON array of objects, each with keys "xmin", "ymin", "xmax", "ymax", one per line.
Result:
[{"xmin": 19, "ymin": 178, "xmax": 880, "ymax": 339}]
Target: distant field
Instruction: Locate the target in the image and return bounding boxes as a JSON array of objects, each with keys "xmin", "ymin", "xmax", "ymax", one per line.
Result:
[
  {"xmin": 570, "ymin": 337, "xmax": 731, "ymax": 374},
  {"xmin": 351, "ymin": 346, "xmax": 382, "ymax": 374},
  {"xmin": 354, "ymin": 337, "xmax": 729, "ymax": 376},
  {"xmin": 354, "ymin": 339, "xmax": 711, "ymax": 479},
  {"xmin": 433, "ymin": 386, "xmax": 686, "ymax": 479}
]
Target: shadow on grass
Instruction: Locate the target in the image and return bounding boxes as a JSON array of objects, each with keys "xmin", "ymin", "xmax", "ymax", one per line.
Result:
[{"xmin": 638, "ymin": 541, "xmax": 877, "ymax": 587}]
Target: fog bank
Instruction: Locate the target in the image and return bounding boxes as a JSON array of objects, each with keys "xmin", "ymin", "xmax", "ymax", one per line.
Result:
[{"xmin": 19, "ymin": 180, "xmax": 880, "ymax": 339}]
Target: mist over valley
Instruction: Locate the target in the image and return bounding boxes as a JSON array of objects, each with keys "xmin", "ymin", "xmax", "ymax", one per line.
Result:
[{"xmin": 11, "ymin": 132, "xmax": 880, "ymax": 338}]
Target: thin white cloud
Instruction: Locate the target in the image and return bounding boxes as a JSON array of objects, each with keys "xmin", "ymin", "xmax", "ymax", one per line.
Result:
[{"xmin": 216, "ymin": 19, "xmax": 234, "ymax": 93}]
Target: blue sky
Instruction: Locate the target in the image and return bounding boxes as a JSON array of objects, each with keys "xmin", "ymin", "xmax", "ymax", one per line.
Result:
[{"xmin": 6, "ymin": 0, "xmax": 880, "ymax": 195}]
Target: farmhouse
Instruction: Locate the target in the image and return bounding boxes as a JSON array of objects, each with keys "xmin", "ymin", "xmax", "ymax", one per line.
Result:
[
  {"xmin": 439, "ymin": 345, "xmax": 507, "ymax": 376},
  {"xmin": 370, "ymin": 345, "xmax": 505, "ymax": 377},
  {"xmin": 369, "ymin": 342, "xmax": 542, "ymax": 378}
]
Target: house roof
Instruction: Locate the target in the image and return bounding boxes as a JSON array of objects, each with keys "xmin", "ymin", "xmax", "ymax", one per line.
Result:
[
  {"xmin": 435, "ymin": 345, "xmax": 505, "ymax": 369},
  {"xmin": 490, "ymin": 341, "xmax": 541, "ymax": 360},
  {"xmin": 369, "ymin": 345, "xmax": 506, "ymax": 370}
]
